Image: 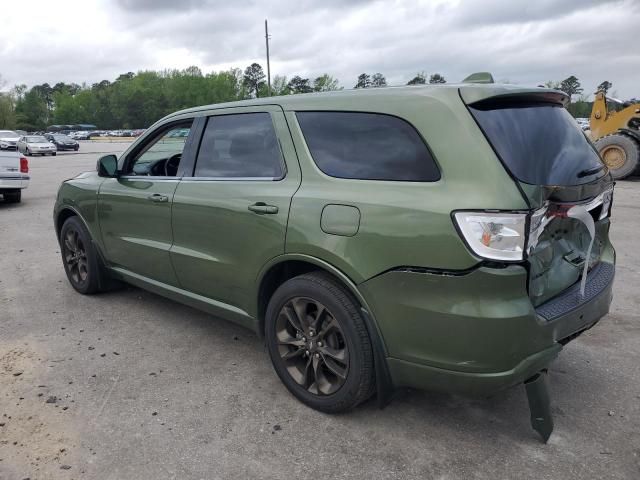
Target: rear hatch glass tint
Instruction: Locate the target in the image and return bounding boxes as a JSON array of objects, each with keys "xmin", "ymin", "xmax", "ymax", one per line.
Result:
[{"xmin": 469, "ymin": 103, "xmax": 606, "ymax": 186}]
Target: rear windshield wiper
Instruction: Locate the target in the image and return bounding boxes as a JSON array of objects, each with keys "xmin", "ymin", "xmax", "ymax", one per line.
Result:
[{"xmin": 577, "ymin": 164, "xmax": 606, "ymax": 178}]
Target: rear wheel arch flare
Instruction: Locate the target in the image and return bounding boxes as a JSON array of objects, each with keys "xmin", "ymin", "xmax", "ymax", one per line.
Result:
[{"xmin": 256, "ymin": 257, "xmax": 377, "ymax": 340}]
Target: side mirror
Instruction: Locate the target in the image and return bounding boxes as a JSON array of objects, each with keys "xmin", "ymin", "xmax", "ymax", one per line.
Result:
[{"xmin": 97, "ymin": 154, "xmax": 118, "ymax": 177}]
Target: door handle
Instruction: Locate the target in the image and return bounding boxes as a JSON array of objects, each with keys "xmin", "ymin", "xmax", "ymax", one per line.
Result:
[
  {"xmin": 248, "ymin": 202, "xmax": 279, "ymax": 214},
  {"xmin": 147, "ymin": 193, "xmax": 169, "ymax": 203}
]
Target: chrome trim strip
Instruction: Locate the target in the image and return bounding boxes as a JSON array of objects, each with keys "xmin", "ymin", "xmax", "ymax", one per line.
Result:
[{"xmin": 180, "ymin": 176, "xmax": 280, "ymax": 182}]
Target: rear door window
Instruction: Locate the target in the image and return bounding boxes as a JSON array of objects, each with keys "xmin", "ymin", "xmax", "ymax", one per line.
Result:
[
  {"xmin": 296, "ymin": 111, "xmax": 440, "ymax": 181},
  {"xmin": 469, "ymin": 103, "xmax": 606, "ymax": 186},
  {"xmin": 194, "ymin": 113, "xmax": 284, "ymax": 179}
]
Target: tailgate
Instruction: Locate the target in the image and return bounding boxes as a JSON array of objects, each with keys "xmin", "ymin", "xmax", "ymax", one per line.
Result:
[
  {"xmin": 463, "ymin": 89, "xmax": 615, "ymax": 305},
  {"xmin": 0, "ymin": 151, "xmax": 20, "ymax": 173}
]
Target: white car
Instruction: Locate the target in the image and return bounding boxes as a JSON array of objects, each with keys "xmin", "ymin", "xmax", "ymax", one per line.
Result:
[
  {"xmin": 0, "ymin": 130, "xmax": 20, "ymax": 150},
  {"xmin": 0, "ymin": 150, "xmax": 28, "ymax": 203},
  {"xmin": 17, "ymin": 135, "xmax": 57, "ymax": 156}
]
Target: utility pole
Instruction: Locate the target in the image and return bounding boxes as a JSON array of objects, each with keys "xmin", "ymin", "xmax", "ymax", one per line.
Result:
[{"xmin": 265, "ymin": 19, "xmax": 271, "ymax": 96}]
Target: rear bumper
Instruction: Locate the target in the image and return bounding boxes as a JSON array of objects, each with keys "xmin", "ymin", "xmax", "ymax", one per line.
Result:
[
  {"xmin": 0, "ymin": 176, "xmax": 29, "ymax": 190},
  {"xmin": 359, "ymin": 245, "xmax": 615, "ymax": 396}
]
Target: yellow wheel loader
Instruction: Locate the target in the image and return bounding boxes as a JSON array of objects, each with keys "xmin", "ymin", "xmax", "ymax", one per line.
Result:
[{"xmin": 590, "ymin": 91, "xmax": 640, "ymax": 179}]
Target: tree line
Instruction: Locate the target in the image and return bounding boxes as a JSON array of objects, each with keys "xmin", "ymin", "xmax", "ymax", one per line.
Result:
[
  {"xmin": 544, "ymin": 76, "xmax": 638, "ymax": 118},
  {"xmin": 0, "ymin": 65, "xmax": 633, "ymax": 131}
]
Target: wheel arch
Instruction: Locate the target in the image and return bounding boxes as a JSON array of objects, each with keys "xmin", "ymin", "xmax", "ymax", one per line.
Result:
[
  {"xmin": 55, "ymin": 206, "xmax": 80, "ymax": 239},
  {"xmin": 255, "ymin": 254, "xmax": 375, "ymax": 338},
  {"xmin": 55, "ymin": 206, "xmax": 105, "ymax": 258}
]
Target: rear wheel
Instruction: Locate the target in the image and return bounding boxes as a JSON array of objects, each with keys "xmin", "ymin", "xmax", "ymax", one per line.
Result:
[
  {"xmin": 60, "ymin": 216, "xmax": 102, "ymax": 294},
  {"xmin": 3, "ymin": 190, "xmax": 21, "ymax": 203},
  {"xmin": 595, "ymin": 134, "xmax": 639, "ymax": 179},
  {"xmin": 265, "ymin": 272, "xmax": 375, "ymax": 413}
]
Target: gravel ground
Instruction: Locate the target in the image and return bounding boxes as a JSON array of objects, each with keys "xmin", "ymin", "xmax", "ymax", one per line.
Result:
[{"xmin": 1, "ymin": 142, "xmax": 639, "ymax": 479}]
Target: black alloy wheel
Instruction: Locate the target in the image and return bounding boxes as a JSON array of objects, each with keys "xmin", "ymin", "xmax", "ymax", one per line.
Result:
[
  {"xmin": 275, "ymin": 296, "xmax": 349, "ymax": 395},
  {"xmin": 265, "ymin": 272, "xmax": 375, "ymax": 413},
  {"xmin": 63, "ymin": 227, "xmax": 89, "ymax": 285},
  {"xmin": 59, "ymin": 216, "xmax": 102, "ymax": 294}
]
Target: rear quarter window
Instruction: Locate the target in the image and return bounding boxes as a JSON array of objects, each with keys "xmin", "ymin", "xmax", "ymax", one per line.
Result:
[{"xmin": 296, "ymin": 111, "xmax": 440, "ymax": 181}]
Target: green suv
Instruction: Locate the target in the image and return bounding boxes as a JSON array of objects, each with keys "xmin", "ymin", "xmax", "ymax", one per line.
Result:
[{"xmin": 54, "ymin": 84, "xmax": 615, "ymax": 441}]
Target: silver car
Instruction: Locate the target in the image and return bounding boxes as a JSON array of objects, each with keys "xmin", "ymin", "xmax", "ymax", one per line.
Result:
[
  {"xmin": 17, "ymin": 135, "xmax": 57, "ymax": 156},
  {"xmin": 0, "ymin": 130, "xmax": 20, "ymax": 150}
]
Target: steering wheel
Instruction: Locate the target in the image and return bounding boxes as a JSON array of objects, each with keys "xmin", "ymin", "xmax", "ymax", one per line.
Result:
[{"xmin": 164, "ymin": 153, "xmax": 181, "ymax": 176}]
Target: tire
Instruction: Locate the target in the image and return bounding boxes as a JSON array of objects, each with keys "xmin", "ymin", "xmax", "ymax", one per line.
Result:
[
  {"xmin": 265, "ymin": 271, "xmax": 375, "ymax": 413},
  {"xmin": 3, "ymin": 190, "xmax": 21, "ymax": 203},
  {"xmin": 52, "ymin": 152, "xmax": 57, "ymax": 156},
  {"xmin": 595, "ymin": 134, "xmax": 639, "ymax": 180},
  {"xmin": 25, "ymin": 148, "xmax": 30, "ymax": 156},
  {"xmin": 59, "ymin": 216, "xmax": 102, "ymax": 294},
  {"xmin": 74, "ymin": 146, "xmax": 79, "ymax": 151}
]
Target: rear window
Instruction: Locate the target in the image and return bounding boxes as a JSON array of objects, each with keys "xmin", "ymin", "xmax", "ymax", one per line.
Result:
[
  {"xmin": 469, "ymin": 103, "xmax": 606, "ymax": 186},
  {"xmin": 296, "ymin": 111, "xmax": 440, "ymax": 181}
]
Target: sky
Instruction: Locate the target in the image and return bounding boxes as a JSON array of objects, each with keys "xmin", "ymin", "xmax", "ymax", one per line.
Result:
[{"xmin": 0, "ymin": 0, "xmax": 638, "ymax": 99}]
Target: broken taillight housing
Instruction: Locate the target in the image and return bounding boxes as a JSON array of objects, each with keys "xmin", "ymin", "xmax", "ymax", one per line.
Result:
[{"xmin": 455, "ymin": 186, "xmax": 614, "ymax": 262}]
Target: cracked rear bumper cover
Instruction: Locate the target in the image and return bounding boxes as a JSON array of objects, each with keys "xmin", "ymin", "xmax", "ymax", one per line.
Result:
[{"xmin": 377, "ymin": 259, "xmax": 614, "ymax": 396}]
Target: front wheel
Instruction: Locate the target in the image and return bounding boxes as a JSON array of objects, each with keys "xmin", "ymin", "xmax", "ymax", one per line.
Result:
[
  {"xmin": 59, "ymin": 216, "xmax": 102, "ymax": 294},
  {"xmin": 52, "ymin": 152, "xmax": 57, "ymax": 156},
  {"xmin": 265, "ymin": 272, "xmax": 375, "ymax": 413}
]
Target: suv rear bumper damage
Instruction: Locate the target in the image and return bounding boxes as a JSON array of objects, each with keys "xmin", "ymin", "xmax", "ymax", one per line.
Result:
[
  {"xmin": 360, "ymin": 244, "xmax": 615, "ymax": 396},
  {"xmin": 360, "ymin": 243, "xmax": 614, "ymax": 441}
]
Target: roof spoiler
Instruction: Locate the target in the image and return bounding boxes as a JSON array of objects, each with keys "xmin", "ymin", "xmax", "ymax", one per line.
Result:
[{"xmin": 462, "ymin": 72, "xmax": 495, "ymax": 84}]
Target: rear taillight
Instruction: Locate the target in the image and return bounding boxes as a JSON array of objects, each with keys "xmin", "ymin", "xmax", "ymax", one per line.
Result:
[
  {"xmin": 20, "ymin": 157, "xmax": 29, "ymax": 173},
  {"xmin": 454, "ymin": 211, "xmax": 527, "ymax": 261}
]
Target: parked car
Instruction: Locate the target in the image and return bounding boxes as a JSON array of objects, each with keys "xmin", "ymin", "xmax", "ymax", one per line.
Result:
[
  {"xmin": 0, "ymin": 130, "xmax": 20, "ymax": 150},
  {"xmin": 0, "ymin": 149, "xmax": 28, "ymax": 203},
  {"xmin": 54, "ymin": 84, "xmax": 615, "ymax": 441},
  {"xmin": 44, "ymin": 133, "xmax": 80, "ymax": 151},
  {"xmin": 70, "ymin": 131, "xmax": 91, "ymax": 140},
  {"xmin": 18, "ymin": 135, "xmax": 57, "ymax": 156},
  {"xmin": 575, "ymin": 117, "xmax": 590, "ymax": 131}
]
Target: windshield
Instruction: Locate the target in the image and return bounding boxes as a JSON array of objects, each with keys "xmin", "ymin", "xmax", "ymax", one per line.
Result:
[
  {"xmin": 0, "ymin": 130, "xmax": 18, "ymax": 138},
  {"xmin": 26, "ymin": 136, "xmax": 49, "ymax": 143},
  {"xmin": 54, "ymin": 135, "xmax": 71, "ymax": 141},
  {"xmin": 469, "ymin": 103, "xmax": 606, "ymax": 186}
]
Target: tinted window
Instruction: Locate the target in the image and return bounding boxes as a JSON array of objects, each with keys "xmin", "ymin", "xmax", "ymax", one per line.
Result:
[
  {"xmin": 195, "ymin": 113, "xmax": 283, "ymax": 178},
  {"xmin": 296, "ymin": 112, "xmax": 439, "ymax": 181},
  {"xmin": 470, "ymin": 103, "xmax": 606, "ymax": 186},
  {"xmin": 128, "ymin": 121, "xmax": 193, "ymax": 176}
]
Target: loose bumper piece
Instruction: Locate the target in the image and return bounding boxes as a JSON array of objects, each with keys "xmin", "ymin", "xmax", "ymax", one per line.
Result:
[{"xmin": 524, "ymin": 370, "xmax": 553, "ymax": 443}]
